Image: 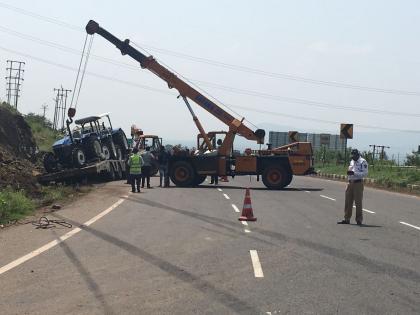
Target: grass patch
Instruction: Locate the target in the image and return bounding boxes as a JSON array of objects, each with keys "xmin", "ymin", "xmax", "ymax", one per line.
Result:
[
  {"xmin": 0, "ymin": 189, "xmax": 35, "ymax": 224},
  {"xmin": 24, "ymin": 113, "xmax": 63, "ymax": 152},
  {"xmin": 315, "ymin": 163, "xmax": 420, "ymax": 187}
]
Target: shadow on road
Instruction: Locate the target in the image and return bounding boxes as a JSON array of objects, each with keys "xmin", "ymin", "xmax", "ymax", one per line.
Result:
[
  {"xmin": 52, "ymin": 231, "xmax": 115, "ymax": 315},
  {"xmin": 51, "ymin": 213, "xmax": 261, "ymax": 315},
  {"xmin": 122, "ymin": 196, "xmax": 420, "ymax": 284}
]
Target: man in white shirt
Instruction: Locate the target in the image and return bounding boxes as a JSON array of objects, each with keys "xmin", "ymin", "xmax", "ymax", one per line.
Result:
[{"xmin": 338, "ymin": 149, "xmax": 368, "ymax": 225}]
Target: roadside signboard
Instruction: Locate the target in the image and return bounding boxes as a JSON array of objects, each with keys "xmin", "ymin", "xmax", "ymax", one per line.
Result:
[
  {"xmin": 340, "ymin": 123, "xmax": 353, "ymax": 139},
  {"xmin": 288, "ymin": 131, "xmax": 299, "ymax": 143}
]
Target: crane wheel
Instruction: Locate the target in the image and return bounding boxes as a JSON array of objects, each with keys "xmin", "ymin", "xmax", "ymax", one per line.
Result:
[
  {"xmin": 262, "ymin": 165, "xmax": 289, "ymax": 189},
  {"xmin": 193, "ymin": 174, "xmax": 207, "ymax": 186},
  {"xmin": 170, "ymin": 161, "xmax": 195, "ymax": 187}
]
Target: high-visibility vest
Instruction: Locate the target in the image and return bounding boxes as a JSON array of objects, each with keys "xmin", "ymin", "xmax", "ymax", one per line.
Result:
[{"xmin": 129, "ymin": 154, "xmax": 142, "ymax": 174}]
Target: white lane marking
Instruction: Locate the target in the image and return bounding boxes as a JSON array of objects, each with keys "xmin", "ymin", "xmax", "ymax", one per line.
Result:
[
  {"xmin": 217, "ymin": 188, "xmax": 223, "ymax": 192},
  {"xmin": 0, "ymin": 198, "xmax": 126, "ymax": 276},
  {"xmin": 249, "ymin": 250, "xmax": 264, "ymax": 278},
  {"xmin": 223, "ymin": 193, "xmax": 230, "ymax": 200},
  {"xmin": 244, "ymin": 229, "xmax": 251, "ymax": 233},
  {"xmin": 352, "ymin": 206, "xmax": 376, "ymax": 214},
  {"xmin": 305, "ymin": 190, "xmax": 311, "ymax": 193},
  {"xmin": 400, "ymin": 221, "xmax": 420, "ymax": 231},
  {"xmin": 232, "ymin": 204, "xmax": 240, "ymax": 213},
  {"xmin": 241, "ymin": 221, "xmax": 249, "ymax": 226},
  {"xmin": 320, "ymin": 195, "xmax": 336, "ymax": 201}
]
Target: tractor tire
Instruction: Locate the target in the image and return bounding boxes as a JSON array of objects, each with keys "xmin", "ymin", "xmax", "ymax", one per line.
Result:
[
  {"xmin": 151, "ymin": 160, "xmax": 159, "ymax": 176},
  {"xmin": 193, "ymin": 174, "xmax": 207, "ymax": 186},
  {"xmin": 72, "ymin": 147, "xmax": 86, "ymax": 168},
  {"xmin": 114, "ymin": 144, "xmax": 123, "ymax": 160},
  {"xmin": 103, "ymin": 138, "xmax": 117, "ymax": 159},
  {"xmin": 43, "ymin": 152, "xmax": 58, "ymax": 173},
  {"xmin": 85, "ymin": 137, "xmax": 102, "ymax": 160},
  {"xmin": 115, "ymin": 163, "xmax": 123, "ymax": 180},
  {"xmin": 101, "ymin": 144, "xmax": 111, "ymax": 160},
  {"xmin": 113, "ymin": 130, "xmax": 129, "ymax": 153},
  {"xmin": 103, "ymin": 164, "xmax": 116, "ymax": 181},
  {"xmin": 170, "ymin": 160, "xmax": 195, "ymax": 187},
  {"xmin": 262, "ymin": 165, "xmax": 289, "ymax": 190}
]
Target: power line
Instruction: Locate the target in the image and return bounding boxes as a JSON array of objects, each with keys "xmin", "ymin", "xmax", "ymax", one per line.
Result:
[
  {"xmin": 1, "ymin": 45, "xmax": 419, "ymax": 134},
  {"xmin": 1, "ymin": 1, "xmax": 420, "ymax": 97},
  {"xmin": 1, "ymin": 29, "xmax": 419, "ymax": 119}
]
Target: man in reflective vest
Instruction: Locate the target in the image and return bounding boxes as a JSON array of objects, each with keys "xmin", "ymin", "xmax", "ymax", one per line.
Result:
[{"xmin": 128, "ymin": 147, "xmax": 144, "ymax": 193}]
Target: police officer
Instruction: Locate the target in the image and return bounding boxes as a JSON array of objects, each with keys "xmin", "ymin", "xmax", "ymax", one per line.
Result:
[
  {"xmin": 128, "ymin": 147, "xmax": 144, "ymax": 193},
  {"xmin": 338, "ymin": 149, "xmax": 368, "ymax": 225}
]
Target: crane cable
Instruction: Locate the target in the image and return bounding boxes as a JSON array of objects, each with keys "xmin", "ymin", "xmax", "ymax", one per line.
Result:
[{"xmin": 69, "ymin": 33, "xmax": 94, "ymax": 110}]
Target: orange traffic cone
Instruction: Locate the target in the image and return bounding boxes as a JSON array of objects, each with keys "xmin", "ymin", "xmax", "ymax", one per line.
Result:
[{"xmin": 238, "ymin": 188, "xmax": 257, "ymax": 221}]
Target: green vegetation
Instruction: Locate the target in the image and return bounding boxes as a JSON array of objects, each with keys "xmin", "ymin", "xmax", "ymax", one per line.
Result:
[
  {"xmin": 0, "ymin": 189, "xmax": 35, "ymax": 224},
  {"xmin": 24, "ymin": 113, "xmax": 63, "ymax": 152},
  {"xmin": 314, "ymin": 148, "xmax": 420, "ymax": 189}
]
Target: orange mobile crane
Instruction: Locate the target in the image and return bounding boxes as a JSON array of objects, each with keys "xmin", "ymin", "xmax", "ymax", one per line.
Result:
[{"xmin": 85, "ymin": 20, "xmax": 314, "ymax": 189}]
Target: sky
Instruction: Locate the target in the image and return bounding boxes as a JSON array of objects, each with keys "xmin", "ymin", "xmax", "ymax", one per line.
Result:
[{"xmin": 0, "ymin": 0, "xmax": 419, "ymax": 155}]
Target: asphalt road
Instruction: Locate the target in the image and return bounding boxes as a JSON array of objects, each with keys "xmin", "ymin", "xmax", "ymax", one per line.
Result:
[{"xmin": 0, "ymin": 176, "xmax": 419, "ymax": 314}]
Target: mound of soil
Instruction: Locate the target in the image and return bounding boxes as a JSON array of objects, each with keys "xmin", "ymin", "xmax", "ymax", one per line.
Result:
[{"xmin": 0, "ymin": 106, "xmax": 40, "ymax": 193}]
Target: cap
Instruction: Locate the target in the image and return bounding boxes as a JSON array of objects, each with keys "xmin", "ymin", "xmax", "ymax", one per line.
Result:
[{"xmin": 351, "ymin": 149, "xmax": 359, "ymax": 155}]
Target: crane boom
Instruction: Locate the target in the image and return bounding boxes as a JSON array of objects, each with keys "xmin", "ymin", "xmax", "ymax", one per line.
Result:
[{"xmin": 85, "ymin": 20, "xmax": 265, "ymax": 144}]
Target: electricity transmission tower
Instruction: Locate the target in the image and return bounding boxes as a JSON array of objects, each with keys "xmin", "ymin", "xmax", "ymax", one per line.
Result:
[
  {"xmin": 53, "ymin": 87, "xmax": 72, "ymax": 130},
  {"xmin": 5, "ymin": 60, "xmax": 25, "ymax": 109}
]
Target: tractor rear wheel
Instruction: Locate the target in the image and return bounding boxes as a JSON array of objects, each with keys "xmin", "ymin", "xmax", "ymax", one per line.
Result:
[
  {"xmin": 262, "ymin": 165, "xmax": 289, "ymax": 189},
  {"xmin": 72, "ymin": 147, "xmax": 86, "ymax": 168},
  {"xmin": 85, "ymin": 137, "xmax": 102, "ymax": 160},
  {"xmin": 170, "ymin": 161, "xmax": 195, "ymax": 187}
]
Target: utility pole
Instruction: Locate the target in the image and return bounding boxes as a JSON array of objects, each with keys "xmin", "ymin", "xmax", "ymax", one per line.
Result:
[
  {"xmin": 41, "ymin": 103, "xmax": 48, "ymax": 118},
  {"xmin": 5, "ymin": 60, "xmax": 25, "ymax": 109},
  {"xmin": 377, "ymin": 145, "xmax": 390, "ymax": 160},
  {"xmin": 369, "ymin": 144, "xmax": 376, "ymax": 168},
  {"xmin": 369, "ymin": 144, "xmax": 390, "ymax": 165}
]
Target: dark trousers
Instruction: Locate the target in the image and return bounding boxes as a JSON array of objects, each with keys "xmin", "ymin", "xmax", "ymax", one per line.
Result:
[
  {"xmin": 141, "ymin": 166, "xmax": 151, "ymax": 187},
  {"xmin": 210, "ymin": 175, "xmax": 218, "ymax": 184},
  {"xmin": 130, "ymin": 174, "xmax": 141, "ymax": 192}
]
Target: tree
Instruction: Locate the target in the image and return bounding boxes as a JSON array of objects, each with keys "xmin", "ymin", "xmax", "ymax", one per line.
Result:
[{"xmin": 405, "ymin": 151, "xmax": 420, "ymax": 167}]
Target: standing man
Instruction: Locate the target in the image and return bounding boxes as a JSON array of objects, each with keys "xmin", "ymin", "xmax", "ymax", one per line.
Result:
[
  {"xmin": 338, "ymin": 149, "xmax": 368, "ymax": 225},
  {"xmin": 141, "ymin": 146, "xmax": 155, "ymax": 188},
  {"xmin": 128, "ymin": 148, "xmax": 143, "ymax": 193},
  {"xmin": 158, "ymin": 147, "xmax": 169, "ymax": 187}
]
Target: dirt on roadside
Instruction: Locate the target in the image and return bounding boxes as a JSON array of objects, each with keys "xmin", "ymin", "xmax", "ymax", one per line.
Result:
[{"xmin": 0, "ymin": 105, "xmax": 41, "ymax": 194}]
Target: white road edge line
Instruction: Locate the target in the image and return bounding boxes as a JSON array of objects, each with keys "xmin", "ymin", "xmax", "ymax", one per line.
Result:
[
  {"xmin": 217, "ymin": 188, "xmax": 223, "ymax": 192},
  {"xmin": 400, "ymin": 221, "xmax": 420, "ymax": 231},
  {"xmin": 0, "ymin": 197, "xmax": 126, "ymax": 276},
  {"xmin": 223, "ymin": 193, "xmax": 230, "ymax": 200},
  {"xmin": 320, "ymin": 195, "xmax": 336, "ymax": 201},
  {"xmin": 249, "ymin": 250, "xmax": 264, "ymax": 278},
  {"xmin": 231, "ymin": 204, "xmax": 240, "ymax": 213}
]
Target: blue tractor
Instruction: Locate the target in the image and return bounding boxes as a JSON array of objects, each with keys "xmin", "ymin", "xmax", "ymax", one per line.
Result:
[{"xmin": 43, "ymin": 112, "xmax": 129, "ymax": 173}]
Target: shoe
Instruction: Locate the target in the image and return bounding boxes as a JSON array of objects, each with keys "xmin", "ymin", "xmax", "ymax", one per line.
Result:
[
  {"xmin": 158, "ymin": 185, "xmax": 162, "ymax": 187},
  {"xmin": 137, "ymin": 190, "xmax": 140, "ymax": 193},
  {"xmin": 356, "ymin": 221, "xmax": 362, "ymax": 226},
  {"xmin": 337, "ymin": 220, "xmax": 350, "ymax": 224},
  {"xmin": 131, "ymin": 190, "xmax": 135, "ymax": 193},
  {"xmin": 147, "ymin": 186, "xmax": 152, "ymax": 189}
]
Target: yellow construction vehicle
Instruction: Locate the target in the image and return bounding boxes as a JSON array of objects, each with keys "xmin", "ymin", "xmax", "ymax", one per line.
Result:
[{"xmin": 85, "ymin": 20, "xmax": 315, "ymax": 189}]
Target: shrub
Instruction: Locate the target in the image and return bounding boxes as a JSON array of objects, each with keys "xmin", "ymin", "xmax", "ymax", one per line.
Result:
[{"xmin": 0, "ymin": 189, "xmax": 35, "ymax": 224}]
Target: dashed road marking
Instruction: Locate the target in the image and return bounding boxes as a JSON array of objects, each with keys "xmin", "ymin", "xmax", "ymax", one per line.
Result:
[
  {"xmin": 353, "ymin": 206, "xmax": 376, "ymax": 214},
  {"xmin": 249, "ymin": 250, "xmax": 264, "ymax": 278},
  {"xmin": 244, "ymin": 229, "xmax": 251, "ymax": 233},
  {"xmin": 400, "ymin": 221, "xmax": 420, "ymax": 231},
  {"xmin": 304, "ymin": 190, "xmax": 311, "ymax": 193},
  {"xmin": 232, "ymin": 204, "xmax": 240, "ymax": 213},
  {"xmin": 0, "ymin": 198, "xmax": 126, "ymax": 276},
  {"xmin": 223, "ymin": 193, "xmax": 230, "ymax": 200},
  {"xmin": 320, "ymin": 195, "xmax": 336, "ymax": 201},
  {"xmin": 241, "ymin": 221, "xmax": 249, "ymax": 226},
  {"xmin": 217, "ymin": 188, "xmax": 223, "ymax": 192}
]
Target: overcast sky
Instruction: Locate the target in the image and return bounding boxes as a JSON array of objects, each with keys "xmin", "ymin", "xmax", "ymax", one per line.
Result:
[{"xmin": 0, "ymin": 0, "xmax": 419, "ymax": 153}]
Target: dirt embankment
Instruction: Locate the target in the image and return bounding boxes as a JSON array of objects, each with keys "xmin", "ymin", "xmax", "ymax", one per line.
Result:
[{"xmin": 0, "ymin": 106, "xmax": 40, "ymax": 193}]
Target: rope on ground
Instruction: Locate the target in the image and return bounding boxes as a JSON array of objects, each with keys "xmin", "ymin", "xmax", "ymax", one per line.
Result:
[{"xmin": 31, "ymin": 216, "xmax": 72, "ymax": 229}]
